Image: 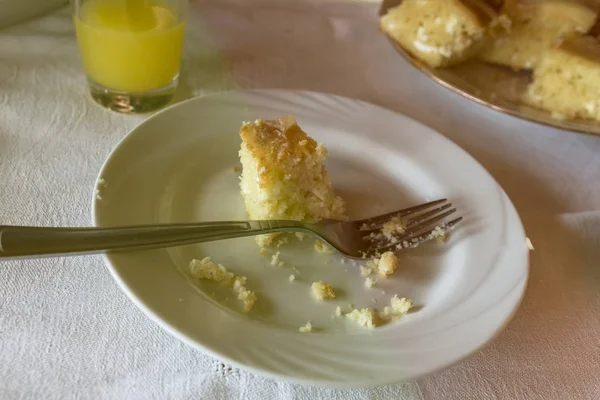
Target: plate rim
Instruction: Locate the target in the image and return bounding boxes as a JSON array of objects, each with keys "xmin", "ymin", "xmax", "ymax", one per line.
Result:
[{"xmin": 91, "ymin": 88, "xmax": 530, "ymax": 387}]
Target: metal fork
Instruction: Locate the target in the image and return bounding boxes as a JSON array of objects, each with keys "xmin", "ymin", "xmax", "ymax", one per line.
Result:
[{"xmin": 0, "ymin": 199, "xmax": 461, "ymax": 260}]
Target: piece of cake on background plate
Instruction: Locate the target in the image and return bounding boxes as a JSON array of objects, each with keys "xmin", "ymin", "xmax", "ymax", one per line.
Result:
[
  {"xmin": 479, "ymin": 0, "xmax": 597, "ymax": 69},
  {"xmin": 380, "ymin": 0, "xmax": 505, "ymax": 68},
  {"xmin": 502, "ymin": 0, "xmax": 597, "ymax": 31},
  {"xmin": 238, "ymin": 115, "xmax": 346, "ymax": 247},
  {"xmin": 524, "ymin": 36, "xmax": 600, "ymax": 121}
]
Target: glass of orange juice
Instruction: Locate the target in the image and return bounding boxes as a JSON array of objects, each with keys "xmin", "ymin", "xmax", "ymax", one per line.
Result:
[{"xmin": 73, "ymin": 0, "xmax": 187, "ymax": 113}]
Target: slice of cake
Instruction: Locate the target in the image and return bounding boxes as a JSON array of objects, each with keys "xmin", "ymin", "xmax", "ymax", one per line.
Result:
[
  {"xmin": 238, "ymin": 116, "xmax": 346, "ymax": 246},
  {"xmin": 479, "ymin": 0, "xmax": 597, "ymax": 69},
  {"xmin": 478, "ymin": 21, "xmax": 559, "ymax": 69},
  {"xmin": 483, "ymin": 0, "xmax": 504, "ymax": 10},
  {"xmin": 503, "ymin": 0, "xmax": 597, "ymax": 32},
  {"xmin": 380, "ymin": 0, "xmax": 503, "ymax": 68},
  {"xmin": 524, "ymin": 36, "xmax": 600, "ymax": 121}
]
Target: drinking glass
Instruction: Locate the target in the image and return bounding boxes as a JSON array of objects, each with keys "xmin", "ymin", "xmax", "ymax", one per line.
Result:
[{"xmin": 73, "ymin": 0, "xmax": 187, "ymax": 113}]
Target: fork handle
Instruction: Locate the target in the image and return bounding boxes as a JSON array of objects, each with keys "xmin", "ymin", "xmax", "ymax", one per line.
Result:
[{"xmin": 0, "ymin": 221, "xmax": 308, "ymax": 260}]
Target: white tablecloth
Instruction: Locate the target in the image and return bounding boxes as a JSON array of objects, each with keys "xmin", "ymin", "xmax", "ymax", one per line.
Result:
[{"xmin": 1, "ymin": 2, "xmax": 599, "ymax": 399}]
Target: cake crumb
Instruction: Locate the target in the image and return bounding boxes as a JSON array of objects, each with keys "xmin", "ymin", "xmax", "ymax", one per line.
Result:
[
  {"xmin": 95, "ymin": 178, "xmax": 107, "ymax": 200},
  {"xmin": 274, "ymin": 237, "xmax": 289, "ymax": 247},
  {"xmin": 381, "ymin": 295, "xmax": 413, "ymax": 320},
  {"xmin": 526, "ymin": 237, "xmax": 534, "ymax": 250},
  {"xmin": 360, "ymin": 266, "xmax": 372, "ymax": 277},
  {"xmin": 378, "ymin": 251, "xmax": 398, "ymax": 276},
  {"xmin": 365, "ymin": 277, "xmax": 376, "ymax": 288},
  {"xmin": 311, "ymin": 280, "xmax": 336, "ymax": 300},
  {"xmin": 382, "ymin": 217, "xmax": 406, "ymax": 240},
  {"xmin": 314, "ymin": 240, "xmax": 335, "ymax": 254},
  {"xmin": 189, "ymin": 257, "xmax": 234, "ymax": 284},
  {"xmin": 271, "ymin": 251, "xmax": 282, "ymax": 266},
  {"xmin": 189, "ymin": 258, "xmax": 257, "ymax": 312},
  {"xmin": 345, "ymin": 308, "xmax": 377, "ymax": 328},
  {"xmin": 334, "ymin": 306, "xmax": 343, "ymax": 317},
  {"xmin": 299, "ymin": 321, "xmax": 313, "ymax": 333},
  {"xmin": 259, "ymin": 248, "xmax": 267, "ymax": 257},
  {"xmin": 289, "ymin": 274, "xmax": 296, "ymax": 282},
  {"xmin": 390, "ymin": 295, "xmax": 413, "ymax": 313},
  {"xmin": 233, "ymin": 276, "xmax": 257, "ymax": 312},
  {"xmin": 429, "ymin": 225, "xmax": 448, "ymax": 243}
]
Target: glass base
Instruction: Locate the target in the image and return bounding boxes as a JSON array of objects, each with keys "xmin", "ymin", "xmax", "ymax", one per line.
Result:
[{"xmin": 88, "ymin": 79, "xmax": 178, "ymax": 114}]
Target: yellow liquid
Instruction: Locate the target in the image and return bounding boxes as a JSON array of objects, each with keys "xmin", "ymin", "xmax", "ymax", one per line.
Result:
[{"xmin": 75, "ymin": 0, "xmax": 185, "ymax": 92}]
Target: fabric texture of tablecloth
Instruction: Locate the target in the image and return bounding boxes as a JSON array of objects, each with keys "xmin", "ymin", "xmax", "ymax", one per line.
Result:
[{"xmin": 1, "ymin": 1, "xmax": 599, "ymax": 399}]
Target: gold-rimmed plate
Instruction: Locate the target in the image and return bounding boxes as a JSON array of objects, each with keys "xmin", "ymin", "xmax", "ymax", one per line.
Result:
[{"xmin": 379, "ymin": 0, "xmax": 600, "ymax": 136}]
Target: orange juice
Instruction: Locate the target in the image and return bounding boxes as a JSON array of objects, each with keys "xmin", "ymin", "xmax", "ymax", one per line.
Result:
[{"xmin": 74, "ymin": 0, "xmax": 185, "ymax": 92}]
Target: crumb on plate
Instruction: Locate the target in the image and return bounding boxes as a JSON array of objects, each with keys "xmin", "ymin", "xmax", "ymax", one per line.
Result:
[
  {"xmin": 274, "ymin": 237, "xmax": 289, "ymax": 247},
  {"xmin": 345, "ymin": 307, "xmax": 377, "ymax": 328},
  {"xmin": 311, "ymin": 280, "xmax": 336, "ymax": 300},
  {"xmin": 314, "ymin": 240, "xmax": 335, "ymax": 253},
  {"xmin": 271, "ymin": 251, "xmax": 284, "ymax": 266},
  {"xmin": 526, "ymin": 237, "xmax": 534, "ymax": 250},
  {"xmin": 381, "ymin": 295, "xmax": 413, "ymax": 320},
  {"xmin": 365, "ymin": 277, "xmax": 376, "ymax": 288},
  {"xmin": 378, "ymin": 251, "xmax": 398, "ymax": 276},
  {"xmin": 382, "ymin": 216, "xmax": 405, "ymax": 240},
  {"xmin": 189, "ymin": 257, "xmax": 234, "ymax": 284},
  {"xmin": 95, "ymin": 178, "xmax": 107, "ymax": 200},
  {"xmin": 233, "ymin": 276, "xmax": 257, "ymax": 312},
  {"xmin": 299, "ymin": 321, "xmax": 313, "ymax": 333},
  {"xmin": 189, "ymin": 257, "xmax": 257, "ymax": 312}
]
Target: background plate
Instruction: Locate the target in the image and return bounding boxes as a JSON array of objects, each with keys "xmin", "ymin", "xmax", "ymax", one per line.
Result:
[
  {"xmin": 380, "ymin": 0, "xmax": 600, "ymax": 136},
  {"xmin": 93, "ymin": 89, "xmax": 529, "ymax": 387}
]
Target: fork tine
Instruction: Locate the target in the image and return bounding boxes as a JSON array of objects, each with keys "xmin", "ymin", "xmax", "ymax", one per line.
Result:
[
  {"xmin": 367, "ymin": 209, "xmax": 460, "ymax": 255},
  {"xmin": 404, "ymin": 203, "xmax": 453, "ymax": 227},
  {"xmin": 404, "ymin": 208, "xmax": 457, "ymax": 236},
  {"xmin": 358, "ymin": 198, "xmax": 448, "ymax": 230},
  {"xmin": 377, "ymin": 216, "xmax": 463, "ymax": 253}
]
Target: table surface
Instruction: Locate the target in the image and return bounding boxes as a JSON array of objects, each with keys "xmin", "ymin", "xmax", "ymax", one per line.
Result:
[{"xmin": 1, "ymin": 2, "xmax": 599, "ymax": 399}]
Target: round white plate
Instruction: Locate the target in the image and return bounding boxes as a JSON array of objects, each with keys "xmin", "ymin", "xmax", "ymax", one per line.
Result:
[{"xmin": 93, "ymin": 89, "xmax": 529, "ymax": 387}]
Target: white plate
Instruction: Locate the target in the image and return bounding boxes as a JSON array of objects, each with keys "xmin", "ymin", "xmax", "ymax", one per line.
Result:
[{"xmin": 93, "ymin": 90, "xmax": 529, "ymax": 387}]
